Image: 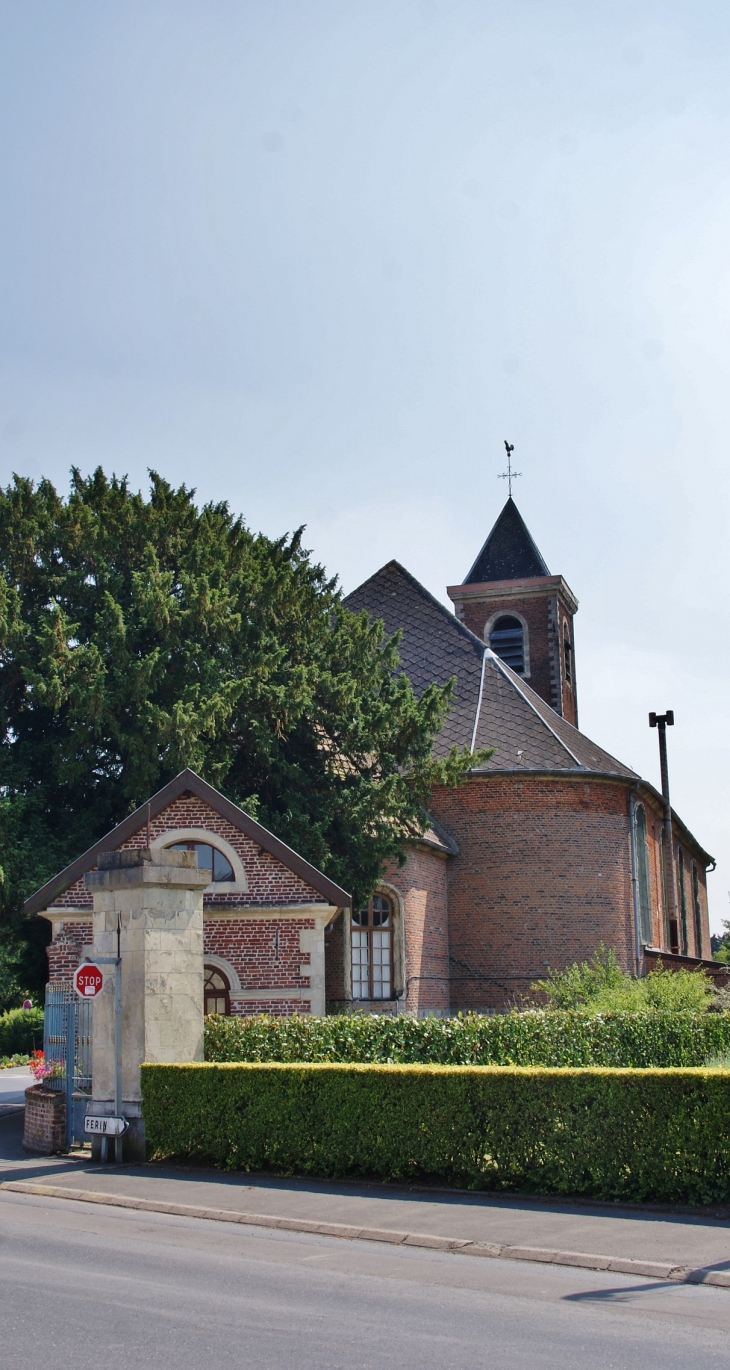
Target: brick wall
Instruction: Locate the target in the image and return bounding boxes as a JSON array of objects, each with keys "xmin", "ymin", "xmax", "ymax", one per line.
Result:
[
  {"xmin": 47, "ymin": 919, "xmax": 93, "ymax": 986},
  {"xmin": 51, "ymin": 794, "xmax": 327, "ymax": 910},
  {"xmin": 430, "ymin": 774, "xmax": 636, "ymax": 1012},
  {"xmin": 23, "ymin": 1085, "xmax": 66, "ymax": 1153},
  {"xmin": 204, "ymin": 917, "xmax": 314, "ymax": 991}
]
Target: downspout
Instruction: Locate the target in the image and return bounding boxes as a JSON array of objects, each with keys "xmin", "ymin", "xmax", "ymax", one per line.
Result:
[{"xmin": 628, "ymin": 783, "xmax": 642, "ymax": 976}]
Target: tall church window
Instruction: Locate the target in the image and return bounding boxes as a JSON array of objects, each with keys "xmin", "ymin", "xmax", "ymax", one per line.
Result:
[
  {"xmin": 563, "ymin": 626, "xmax": 573, "ymax": 686},
  {"xmin": 167, "ymin": 840, "xmax": 234, "ymax": 882},
  {"xmin": 352, "ymin": 894, "xmax": 393, "ymax": 1000},
  {"xmin": 634, "ymin": 805, "xmax": 653, "ymax": 944},
  {"xmin": 692, "ymin": 862, "xmax": 703, "ymax": 958},
  {"xmin": 677, "ymin": 847, "xmax": 688, "ymax": 956},
  {"xmin": 204, "ymin": 965, "xmax": 230, "ymax": 1015},
  {"xmin": 489, "ymin": 616, "xmax": 525, "ymax": 674}
]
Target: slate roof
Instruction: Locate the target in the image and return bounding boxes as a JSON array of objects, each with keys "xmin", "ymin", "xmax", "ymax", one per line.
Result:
[
  {"xmin": 345, "ymin": 560, "xmax": 635, "ymax": 778},
  {"xmin": 464, "ymin": 497, "xmax": 550, "ymax": 584}
]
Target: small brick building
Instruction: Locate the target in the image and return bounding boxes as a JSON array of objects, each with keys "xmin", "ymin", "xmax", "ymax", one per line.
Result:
[
  {"xmin": 26, "ymin": 774, "xmax": 349, "ymax": 1017},
  {"xmin": 27, "ymin": 497, "xmax": 716, "ymax": 1018}
]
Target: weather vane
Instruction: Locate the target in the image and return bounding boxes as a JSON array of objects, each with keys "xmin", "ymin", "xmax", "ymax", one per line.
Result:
[{"xmin": 498, "ymin": 440, "xmax": 521, "ymax": 497}]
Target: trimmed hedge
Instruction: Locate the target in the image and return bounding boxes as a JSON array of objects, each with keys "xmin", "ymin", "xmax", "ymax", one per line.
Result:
[
  {"xmin": 142, "ymin": 1061, "xmax": 730, "ymax": 1204},
  {"xmin": 204, "ymin": 1009, "xmax": 730, "ymax": 1068},
  {"xmin": 0, "ymin": 1007, "xmax": 43, "ymax": 1057}
]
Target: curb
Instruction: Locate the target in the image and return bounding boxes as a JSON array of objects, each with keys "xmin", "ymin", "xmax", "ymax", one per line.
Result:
[{"xmin": 2, "ymin": 1180, "xmax": 730, "ymax": 1287}]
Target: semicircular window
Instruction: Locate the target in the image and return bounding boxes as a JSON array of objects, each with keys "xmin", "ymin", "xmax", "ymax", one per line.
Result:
[
  {"xmin": 167, "ymin": 841, "xmax": 235, "ymax": 882},
  {"xmin": 489, "ymin": 615, "xmax": 525, "ymax": 674}
]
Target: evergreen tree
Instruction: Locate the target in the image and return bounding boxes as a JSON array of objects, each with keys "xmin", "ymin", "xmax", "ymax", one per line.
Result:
[{"xmin": 0, "ymin": 469, "xmax": 486, "ymax": 1001}]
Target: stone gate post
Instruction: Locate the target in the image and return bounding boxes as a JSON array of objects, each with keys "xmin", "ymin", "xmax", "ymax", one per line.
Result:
[{"xmin": 85, "ymin": 847, "xmax": 209, "ymax": 1160}]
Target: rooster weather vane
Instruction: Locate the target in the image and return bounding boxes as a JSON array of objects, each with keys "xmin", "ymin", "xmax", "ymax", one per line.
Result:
[{"xmin": 498, "ymin": 441, "xmax": 521, "ymax": 497}]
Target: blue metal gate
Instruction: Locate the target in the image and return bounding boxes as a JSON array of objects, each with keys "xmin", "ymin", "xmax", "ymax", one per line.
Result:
[{"xmin": 43, "ymin": 988, "xmax": 92, "ymax": 1149}]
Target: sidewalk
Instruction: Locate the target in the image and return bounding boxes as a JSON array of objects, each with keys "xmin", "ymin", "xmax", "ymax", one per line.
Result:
[{"xmin": 2, "ymin": 1106, "xmax": 730, "ymax": 1285}]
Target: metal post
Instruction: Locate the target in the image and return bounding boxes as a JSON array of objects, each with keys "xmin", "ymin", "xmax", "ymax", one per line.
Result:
[
  {"xmin": 65, "ymin": 997, "xmax": 76, "ymax": 1151},
  {"xmin": 87, "ymin": 950, "xmax": 124, "ymax": 1162},
  {"xmin": 649, "ymin": 711, "xmax": 678, "ymax": 948},
  {"xmin": 114, "ymin": 953, "xmax": 123, "ymax": 1163}
]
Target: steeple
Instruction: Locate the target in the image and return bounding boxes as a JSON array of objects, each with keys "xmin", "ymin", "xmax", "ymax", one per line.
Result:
[
  {"xmin": 464, "ymin": 498, "xmax": 550, "ymax": 585},
  {"xmin": 447, "ymin": 500, "xmax": 579, "ymax": 726}
]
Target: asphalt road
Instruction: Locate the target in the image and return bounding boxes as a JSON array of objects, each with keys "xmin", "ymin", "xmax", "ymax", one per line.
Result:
[{"xmin": 2, "ymin": 1188, "xmax": 730, "ymax": 1369}]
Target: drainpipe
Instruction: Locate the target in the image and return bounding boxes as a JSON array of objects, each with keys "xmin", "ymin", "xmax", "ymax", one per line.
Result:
[{"xmin": 628, "ymin": 783, "xmax": 642, "ymax": 976}]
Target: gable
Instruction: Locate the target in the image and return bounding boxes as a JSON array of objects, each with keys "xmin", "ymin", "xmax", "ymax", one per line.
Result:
[{"xmin": 25, "ymin": 770, "xmax": 350, "ymax": 916}]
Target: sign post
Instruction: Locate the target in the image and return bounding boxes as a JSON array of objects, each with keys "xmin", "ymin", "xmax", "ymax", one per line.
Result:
[{"xmin": 75, "ymin": 946, "xmax": 123, "ymax": 1162}]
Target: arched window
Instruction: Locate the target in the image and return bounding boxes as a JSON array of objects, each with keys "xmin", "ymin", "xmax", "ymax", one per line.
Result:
[
  {"xmin": 563, "ymin": 626, "xmax": 573, "ymax": 686},
  {"xmin": 677, "ymin": 846, "xmax": 688, "ymax": 956},
  {"xmin": 204, "ymin": 965, "xmax": 231, "ymax": 1015},
  {"xmin": 634, "ymin": 804, "xmax": 653, "ymax": 944},
  {"xmin": 691, "ymin": 862, "xmax": 703, "ymax": 958},
  {"xmin": 352, "ymin": 894, "xmax": 393, "ymax": 1000},
  {"xmin": 489, "ymin": 615, "xmax": 525, "ymax": 674},
  {"xmin": 168, "ymin": 840, "xmax": 234, "ymax": 882}
]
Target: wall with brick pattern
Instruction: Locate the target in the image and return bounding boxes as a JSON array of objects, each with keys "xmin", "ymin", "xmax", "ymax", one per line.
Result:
[
  {"xmin": 204, "ymin": 916, "xmax": 314, "ymax": 991},
  {"xmin": 47, "ymin": 919, "xmax": 93, "ymax": 986},
  {"xmin": 23, "ymin": 1085, "xmax": 66, "ymax": 1153},
  {"xmin": 429, "ymin": 774, "xmax": 636, "ymax": 1012},
  {"xmin": 456, "ymin": 590, "xmax": 577, "ymax": 725},
  {"xmin": 51, "ymin": 793, "xmax": 327, "ymax": 911}
]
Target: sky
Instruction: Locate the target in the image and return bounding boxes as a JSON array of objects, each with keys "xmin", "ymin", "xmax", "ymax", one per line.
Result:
[{"xmin": 1, "ymin": 1, "xmax": 729, "ymax": 930}]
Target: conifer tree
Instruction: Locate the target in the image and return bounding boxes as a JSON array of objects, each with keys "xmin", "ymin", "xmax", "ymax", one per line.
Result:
[{"xmin": 0, "ymin": 469, "xmax": 485, "ymax": 1000}]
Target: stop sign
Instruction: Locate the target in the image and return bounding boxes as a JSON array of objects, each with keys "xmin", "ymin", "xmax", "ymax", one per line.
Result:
[{"xmin": 73, "ymin": 962, "xmax": 105, "ymax": 998}]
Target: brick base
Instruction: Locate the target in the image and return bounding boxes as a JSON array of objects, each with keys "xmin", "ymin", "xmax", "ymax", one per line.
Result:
[{"xmin": 23, "ymin": 1085, "xmax": 66, "ymax": 1153}]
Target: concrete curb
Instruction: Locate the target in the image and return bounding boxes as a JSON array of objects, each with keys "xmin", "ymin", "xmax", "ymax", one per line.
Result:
[{"xmin": 3, "ymin": 1179, "xmax": 730, "ymax": 1288}]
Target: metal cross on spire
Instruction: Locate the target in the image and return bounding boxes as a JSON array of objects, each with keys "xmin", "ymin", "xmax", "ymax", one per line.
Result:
[{"xmin": 498, "ymin": 440, "xmax": 522, "ymax": 497}]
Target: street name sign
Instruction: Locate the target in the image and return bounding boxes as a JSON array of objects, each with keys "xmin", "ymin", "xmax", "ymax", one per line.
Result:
[
  {"xmin": 84, "ymin": 1115, "xmax": 127, "ymax": 1137},
  {"xmin": 73, "ymin": 962, "xmax": 105, "ymax": 998}
]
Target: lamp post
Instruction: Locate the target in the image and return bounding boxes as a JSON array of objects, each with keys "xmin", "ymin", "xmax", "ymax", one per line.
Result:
[{"xmin": 649, "ymin": 710, "xmax": 677, "ymax": 949}]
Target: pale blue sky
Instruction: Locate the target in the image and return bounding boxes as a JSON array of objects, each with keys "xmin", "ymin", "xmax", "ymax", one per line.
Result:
[{"xmin": 2, "ymin": 2, "xmax": 729, "ymax": 928}]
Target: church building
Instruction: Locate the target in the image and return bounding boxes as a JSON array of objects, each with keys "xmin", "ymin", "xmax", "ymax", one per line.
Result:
[
  {"xmin": 336, "ymin": 496, "xmax": 715, "ymax": 1013},
  {"xmin": 27, "ymin": 498, "xmax": 715, "ymax": 1016}
]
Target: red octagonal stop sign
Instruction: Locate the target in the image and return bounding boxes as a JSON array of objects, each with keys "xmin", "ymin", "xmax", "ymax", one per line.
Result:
[{"xmin": 73, "ymin": 962, "xmax": 105, "ymax": 998}]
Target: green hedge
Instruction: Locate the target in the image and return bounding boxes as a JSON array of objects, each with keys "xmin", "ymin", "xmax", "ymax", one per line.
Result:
[
  {"xmin": 142, "ymin": 1062, "xmax": 730, "ymax": 1204},
  {"xmin": 0, "ymin": 1007, "xmax": 43, "ymax": 1057},
  {"xmin": 204, "ymin": 1009, "xmax": 730, "ymax": 1068}
]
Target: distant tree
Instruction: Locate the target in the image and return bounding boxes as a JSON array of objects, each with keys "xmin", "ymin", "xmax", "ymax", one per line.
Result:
[{"xmin": 0, "ymin": 469, "xmax": 487, "ymax": 999}]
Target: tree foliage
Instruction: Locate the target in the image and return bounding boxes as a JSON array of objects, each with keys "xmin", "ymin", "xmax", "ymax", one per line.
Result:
[{"xmin": 0, "ymin": 469, "xmax": 485, "ymax": 998}]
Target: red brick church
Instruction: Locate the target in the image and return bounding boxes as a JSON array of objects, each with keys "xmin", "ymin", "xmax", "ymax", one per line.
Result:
[{"xmin": 28, "ymin": 498, "xmax": 714, "ymax": 1015}]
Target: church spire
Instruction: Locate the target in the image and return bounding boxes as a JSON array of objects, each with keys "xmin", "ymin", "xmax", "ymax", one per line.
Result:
[{"xmin": 464, "ymin": 498, "xmax": 550, "ymax": 585}]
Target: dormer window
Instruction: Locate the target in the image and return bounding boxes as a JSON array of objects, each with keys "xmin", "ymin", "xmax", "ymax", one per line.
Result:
[
  {"xmin": 489, "ymin": 615, "xmax": 525, "ymax": 674},
  {"xmin": 168, "ymin": 840, "xmax": 234, "ymax": 882}
]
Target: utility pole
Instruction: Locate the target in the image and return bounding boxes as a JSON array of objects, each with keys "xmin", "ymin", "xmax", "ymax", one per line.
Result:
[{"xmin": 649, "ymin": 710, "xmax": 677, "ymax": 949}]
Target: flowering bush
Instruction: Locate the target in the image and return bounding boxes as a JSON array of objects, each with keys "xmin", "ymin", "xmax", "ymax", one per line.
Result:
[{"xmin": 28, "ymin": 1050, "xmax": 64, "ymax": 1082}]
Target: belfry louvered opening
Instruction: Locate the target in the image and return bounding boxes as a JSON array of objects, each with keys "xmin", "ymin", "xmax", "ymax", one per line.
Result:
[{"xmin": 489, "ymin": 615, "xmax": 525, "ymax": 673}]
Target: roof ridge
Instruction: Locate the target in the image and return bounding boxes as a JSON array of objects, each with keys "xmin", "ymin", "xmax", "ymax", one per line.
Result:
[{"xmin": 483, "ymin": 650, "xmax": 584, "ymax": 767}]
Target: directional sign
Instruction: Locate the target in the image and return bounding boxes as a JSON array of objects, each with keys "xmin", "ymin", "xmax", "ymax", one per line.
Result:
[
  {"xmin": 84, "ymin": 1115, "xmax": 127, "ymax": 1137},
  {"xmin": 73, "ymin": 962, "xmax": 105, "ymax": 998}
]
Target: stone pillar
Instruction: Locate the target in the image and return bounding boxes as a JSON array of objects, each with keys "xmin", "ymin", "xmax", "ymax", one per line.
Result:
[{"xmin": 85, "ymin": 848, "xmax": 209, "ymax": 1160}]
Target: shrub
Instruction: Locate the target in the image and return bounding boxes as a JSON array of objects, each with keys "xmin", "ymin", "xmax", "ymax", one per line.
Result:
[
  {"xmin": 142, "ymin": 1062, "xmax": 730, "ymax": 1204},
  {"xmin": 204, "ymin": 1008, "xmax": 730, "ymax": 1068},
  {"xmin": 532, "ymin": 944, "xmax": 714, "ymax": 1012},
  {"xmin": 0, "ymin": 1006, "xmax": 44, "ymax": 1057}
]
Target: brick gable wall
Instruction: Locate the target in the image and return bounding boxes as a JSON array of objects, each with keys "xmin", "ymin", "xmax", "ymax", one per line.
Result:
[{"xmin": 49, "ymin": 794, "xmax": 326, "ymax": 910}]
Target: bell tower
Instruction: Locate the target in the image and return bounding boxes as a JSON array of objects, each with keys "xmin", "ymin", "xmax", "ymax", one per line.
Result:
[{"xmin": 447, "ymin": 497, "xmax": 579, "ymax": 726}]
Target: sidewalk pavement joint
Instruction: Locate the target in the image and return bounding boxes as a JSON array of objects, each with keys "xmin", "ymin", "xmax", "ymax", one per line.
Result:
[{"xmin": 3, "ymin": 1179, "xmax": 729, "ymax": 1289}]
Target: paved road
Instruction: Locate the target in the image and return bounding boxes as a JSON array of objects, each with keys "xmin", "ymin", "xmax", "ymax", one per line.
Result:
[
  {"xmin": 0, "ymin": 1064, "xmax": 32, "ymax": 1107},
  {"xmin": 2, "ymin": 1187, "xmax": 730, "ymax": 1370}
]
